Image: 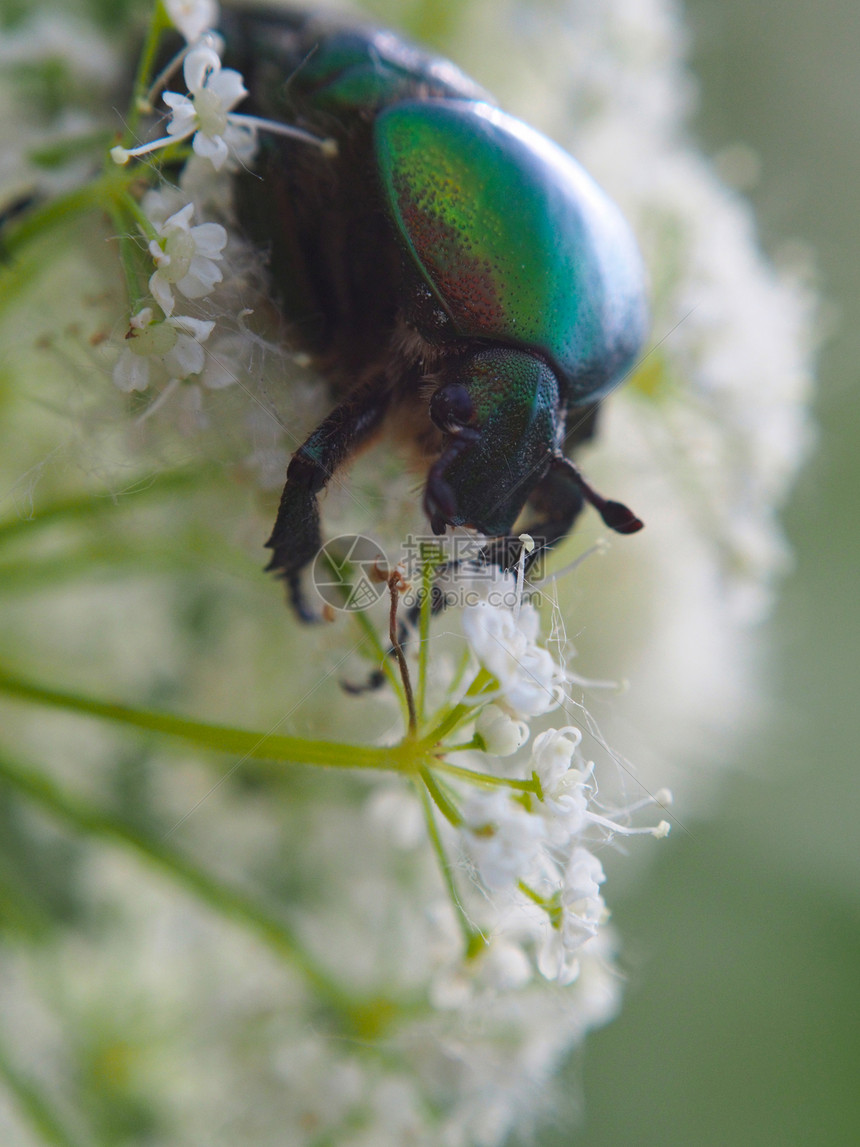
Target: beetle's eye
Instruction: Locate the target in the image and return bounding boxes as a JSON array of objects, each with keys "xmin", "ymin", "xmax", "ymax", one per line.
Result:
[{"xmin": 429, "ymin": 383, "xmax": 474, "ymax": 431}]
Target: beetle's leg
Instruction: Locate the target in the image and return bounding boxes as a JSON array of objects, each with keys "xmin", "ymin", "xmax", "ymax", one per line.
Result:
[{"xmin": 266, "ymin": 377, "xmax": 391, "ymax": 620}]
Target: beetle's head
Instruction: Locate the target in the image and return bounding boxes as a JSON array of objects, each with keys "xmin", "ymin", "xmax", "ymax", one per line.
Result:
[{"xmin": 424, "ymin": 347, "xmax": 563, "ymax": 537}]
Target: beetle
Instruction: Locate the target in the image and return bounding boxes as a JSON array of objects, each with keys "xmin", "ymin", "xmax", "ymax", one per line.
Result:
[{"xmin": 221, "ymin": 7, "xmax": 647, "ymax": 619}]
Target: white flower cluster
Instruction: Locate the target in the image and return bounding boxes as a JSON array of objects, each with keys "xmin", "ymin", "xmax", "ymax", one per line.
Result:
[
  {"xmin": 451, "ymin": 578, "xmax": 669, "ymax": 986},
  {"xmin": 462, "ymin": 596, "xmax": 565, "ymax": 716},
  {"xmin": 110, "ymin": 12, "xmax": 246, "ymax": 399},
  {"xmin": 110, "ymin": 6, "xmax": 333, "ymax": 414}
]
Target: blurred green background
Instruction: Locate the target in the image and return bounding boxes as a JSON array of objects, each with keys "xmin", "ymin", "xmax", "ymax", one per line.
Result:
[{"xmin": 563, "ymin": 0, "xmax": 860, "ymax": 1143}]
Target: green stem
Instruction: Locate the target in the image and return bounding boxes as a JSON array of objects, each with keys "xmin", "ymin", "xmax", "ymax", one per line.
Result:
[
  {"xmin": 387, "ymin": 574, "xmax": 417, "ymax": 733},
  {"xmin": 0, "ymin": 1031, "xmax": 88, "ymax": 1147},
  {"xmin": 434, "ymin": 759, "xmax": 540, "ymax": 794},
  {"xmin": 351, "ymin": 604, "xmax": 411, "ymax": 731},
  {"xmin": 117, "ymin": 188, "xmax": 159, "ymax": 242},
  {"xmin": 517, "ymin": 879, "xmax": 546, "ymax": 908},
  {"xmin": 0, "ymin": 540, "xmax": 212, "ymax": 592},
  {"xmin": 128, "ymin": 1, "xmax": 172, "ymax": 137},
  {"xmin": 417, "ymin": 784, "xmax": 483, "ymax": 955},
  {"xmin": 0, "ymin": 547, "xmax": 220, "ymax": 595},
  {"xmin": 418, "ymin": 764, "xmax": 463, "ymax": 828},
  {"xmin": 421, "ymin": 667, "xmax": 495, "ymax": 745},
  {"xmin": 0, "ymin": 668, "xmax": 404, "ymax": 773},
  {"xmin": 0, "ymin": 173, "xmax": 149, "ymax": 317},
  {"xmin": 0, "ymin": 751, "xmax": 356, "ymax": 1014},
  {"xmin": 349, "ymin": 598, "xmax": 403, "ymax": 693},
  {"xmin": 106, "ymin": 201, "xmax": 148, "ymax": 310},
  {"xmin": 517, "ymin": 879, "xmax": 561, "ymax": 926}
]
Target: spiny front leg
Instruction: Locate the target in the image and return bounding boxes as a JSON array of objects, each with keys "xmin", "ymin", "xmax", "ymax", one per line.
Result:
[{"xmin": 266, "ymin": 376, "xmax": 391, "ymax": 620}]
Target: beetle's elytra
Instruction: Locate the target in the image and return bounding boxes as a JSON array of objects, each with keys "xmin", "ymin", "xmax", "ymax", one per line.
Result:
[{"xmin": 221, "ymin": 7, "xmax": 648, "ymax": 619}]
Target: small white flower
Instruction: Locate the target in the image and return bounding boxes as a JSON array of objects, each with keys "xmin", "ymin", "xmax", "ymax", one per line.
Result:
[
  {"xmin": 480, "ymin": 938, "xmax": 534, "ymax": 990},
  {"xmin": 162, "ymin": 44, "xmax": 248, "ymax": 170},
  {"xmin": 180, "ymin": 122, "xmax": 257, "ymax": 189},
  {"xmin": 111, "ymin": 39, "xmax": 334, "ymax": 172},
  {"xmin": 131, "ymin": 319, "xmax": 244, "ymax": 427},
  {"xmin": 561, "ymin": 847, "xmax": 608, "ymax": 937},
  {"xmin": 531, "ymin": 725, "xmax": 583, "ymax": 795},
  {"xmin": 461, "ymin": 790, "xmax": 545, "ymax": 891},
  {"xmin": 147, "ymin": 202, "xmax": 227, "ymax": 315},
  {"xmin": 462, "ymin": 594, "xmax": 565, "ymax": 718},
  {"xmin": 112, "ymin": 307, "xmax": 214, "ymax": 392},
  {"xmin": 537, "ymin": 848, "xmax": 608, "ymax": 984},
  {"xmin": 475, "ymin": 704, "xmax": 529, "ymax": 757},
  {"xmin": 164, "ymin": 0, "xmax": 219, "ymax": 43},
  {"xmin": 529, "ymin": 726, "xmax": 594, "ymax": 843},
  {"xmin": 111, "ymin": 44, "xmax": 249, "ymax": 172}
]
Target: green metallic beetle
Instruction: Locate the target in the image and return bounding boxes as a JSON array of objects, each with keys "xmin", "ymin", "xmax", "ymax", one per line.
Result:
[{"xmin": 222, "ymin": 8, "xmax": 647, "ymax": 618}]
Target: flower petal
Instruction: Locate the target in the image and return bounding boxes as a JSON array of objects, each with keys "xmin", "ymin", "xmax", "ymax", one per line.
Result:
[
  {"xmin": 177, "ymin": 257, "xmax": 222, "ymax": 297},
  {"xmin": 189, "ymin": 221, "xmax": 227, "ymax": 257},
  {"xmin": 207, "ymin": 67, "xmax": 247, "ymax": 111},
  {"xmin": 165, "ymin": 0, "xmax": 219, "ymax": 43},
  {"xmin": 113, "ymin": 349, "xmax": 150, "ymax": 392},
  {"xmin": 183, "ymin": 44, "xmax": 220, "ymax": 94},
  {"xmin": 148, "ymin": 271, "xmax": 175, "ymax": 315},
  {"xmin": 192, "ymin": 130, "xmax": 228, "ymax": 169},
  {"xmin": 163, "ymin": 333, "xmax": 205, "ymax": 378},
  {"xmin": 164, "ymin": 93, "xmax": 196, "ymax": 138},
  {"xmin": 169, "ymin": 314, "xmax": 215, "ymax": 341},
  {"xmin": 162, "ymin": 202, "xmax": 195, "ymax": 233}
]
